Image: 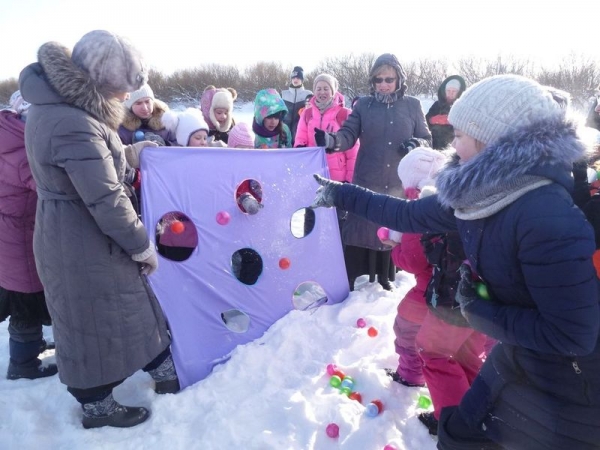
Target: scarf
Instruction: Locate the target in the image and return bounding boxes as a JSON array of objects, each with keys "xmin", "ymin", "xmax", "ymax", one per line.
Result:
[
  {"xmin": 252, "ymin": 118, "xmax": 279, "ymax": 138},
  {"xmin": 315, "ymin": 98, "xmax": 334, "ymax": 113}
]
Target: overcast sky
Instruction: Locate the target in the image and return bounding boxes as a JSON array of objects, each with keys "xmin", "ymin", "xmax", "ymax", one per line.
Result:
[{"xmin": 1, "ymin": 0, "xmax": 597, "ymax": 81}]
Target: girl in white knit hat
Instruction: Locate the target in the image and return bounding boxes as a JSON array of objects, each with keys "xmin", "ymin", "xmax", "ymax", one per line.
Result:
[
  {"xmin": 161, "ymin": 108, "xmax": 210, "ymax": 147},
  {"xmin": 312, "ymin": 74, "xmax": 600, "ymax": 449}
]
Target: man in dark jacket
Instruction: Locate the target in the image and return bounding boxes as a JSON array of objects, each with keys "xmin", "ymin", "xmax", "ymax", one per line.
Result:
[
  {"xmin": 312, "ymin": 74, "xmax": 600, "ymax": 450},
  {"xmin": 281, "ymin": 66, "xmax": 312, "ymax": 144}
]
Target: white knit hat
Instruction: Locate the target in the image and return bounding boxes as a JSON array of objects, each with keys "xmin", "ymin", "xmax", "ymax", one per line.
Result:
[
  {"xmin": 445, "ymin": 79, "xmax": 461, "ymax": 91},
  {"xmin": 228, "ymin": 123, "xmax": 255, "ymax": 148},
  {"xmin": 397, "ymin": 147, "xmax": 447, "ymax": 190},
  {"xmin": 161, "ymin": 108, "xmax": 209, "ymax": 146},
  {"xmin": 313, "ymin": 73, "xmax": 339, "ymax": 95},
  {"xmin": 448, "ymin": 74, "xmax": 566, "ymax": 145},
  {"xmin": 124, "ymin": 84, "xmax": 154, "ymax": 109},
  {"xmin": 210, "ymin": 89, "xmax": 235, "ymax": 132}
]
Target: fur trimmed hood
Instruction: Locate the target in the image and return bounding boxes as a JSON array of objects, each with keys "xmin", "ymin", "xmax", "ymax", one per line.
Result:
[
  {"xmin": 436, "ymin": 119, "xmax": 586, "ymax": 209},
  {"xmin": 19, "ymin": 41, "xmax": 125, "ymax": 131},
  {"xmin": 121, "ymin": 98, "xmax": 170, "ymax": 132}
]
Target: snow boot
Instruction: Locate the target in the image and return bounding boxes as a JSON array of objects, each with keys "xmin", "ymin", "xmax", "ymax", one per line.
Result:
[
  {"xmin": 149, "ymin": 354, "xmax": 180, "ymax": 394},
  {"xmin": 384, "ymin": 368, "xmax": 425, "ymax": 387},
  {"xmin": 418, "ymin": 411, "xmax": 439, "ymax": 435},
  {"xmin": 81, "ymin": 394, "xmax": 149, "ymax": 429},
  {"xmin": 7, "ymin": 339, "xmax": 57, "ymax": 380}
]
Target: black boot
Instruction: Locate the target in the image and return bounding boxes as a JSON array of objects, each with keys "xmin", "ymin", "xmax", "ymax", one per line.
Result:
[
  {"xmin": 7, "ymin": 339, "xmax": 57, "ymax": 380},
  {"xmin": 82, "ymin": 393, "xmax": 149, "ymax": 429},
  {"xmin": 384, "ymin": 368, "xmax": 425, "ymax": 387},
  {"xmin": 378, "ymin": 277, "xmax": 394, "ymax": 291},
  {"xmin": 7, "ymin": 360, "xmax": 57, "ymax": 380},
  {"xmin": 149, "ymin": 354, "xmax": 180, "ymax": 394},
  {"xmin": 418, "ymin": 411, "xmax": 439, "ymax": 435}
]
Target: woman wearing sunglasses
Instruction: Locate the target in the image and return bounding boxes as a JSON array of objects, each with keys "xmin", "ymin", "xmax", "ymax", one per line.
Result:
[{"xmin": 314, "ymin": 53, "xmax": 432, "ymax": 292}]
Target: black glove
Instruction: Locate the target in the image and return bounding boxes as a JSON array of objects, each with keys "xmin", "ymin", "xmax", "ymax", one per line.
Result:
[
  {"xmin": 314, "ymin": 128, "xmax": 337, "ymax": 153},
  {"xmin": 311, "ymin": 174, "xmax": 343, "ymax": 209},
  {"xmin": 455, "ymin": 263, "xmax": 480, "ymax": 318},
  {"xmin": 397, "ymin": 138, "xmax": 422, "ymax": 155},
  {"xmin": 142, "ymin": 132, "xmax": 166, "ymax": 146}
]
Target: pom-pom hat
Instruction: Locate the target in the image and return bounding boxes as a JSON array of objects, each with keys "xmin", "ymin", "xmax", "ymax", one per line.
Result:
[
  {"xmin": 161, "ymin": 108, "xmax": 209, "ymax": 146},
  {"xmin": 448, "ymin": 74, "xmax": 566, "ymax": 146}
]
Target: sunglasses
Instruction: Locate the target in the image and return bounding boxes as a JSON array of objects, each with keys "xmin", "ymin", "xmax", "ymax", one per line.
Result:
[{"xmin": 373, "ymin": 77, "xmax": 397, "ymax": 84}]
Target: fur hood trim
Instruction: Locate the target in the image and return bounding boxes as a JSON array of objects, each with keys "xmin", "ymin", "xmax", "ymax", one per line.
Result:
[
  {"xmin": 37, "ymin": 41, "xmax": 125, "ymax": 131},
  {"xmin": 436, "ymin": 119, "xmax": 585, "ymax": 209},
  {"xmin": 121, "ymin": 98, "xmax": 169, "ymax": 131}
]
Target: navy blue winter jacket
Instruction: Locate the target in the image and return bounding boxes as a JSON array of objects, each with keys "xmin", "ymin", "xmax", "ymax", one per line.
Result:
[{"xmin": 332, "ymin": 119, "xmax": 600, "ymax": 448}]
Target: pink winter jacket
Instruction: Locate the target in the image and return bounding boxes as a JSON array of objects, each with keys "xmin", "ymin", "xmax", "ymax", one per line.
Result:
[
  {"xmin": 0, "ymin": 110, "xmax": 43, "ymax": 293},
  {"xmin": 294, "ymin": 92, "xmax": 359, "ymax": 182},
  {"xmin": 391, "ymin": 232, "xmax": 431, "ymax": 324}
]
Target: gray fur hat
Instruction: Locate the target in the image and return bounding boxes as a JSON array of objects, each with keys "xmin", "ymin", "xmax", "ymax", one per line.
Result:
[
  {"xmin": 448, "ymin": 74, "xmax": 566, "ymax": 145},
  {"xmin": 71, "ymin": 30, "xmax": 147, "ymax": 95}
]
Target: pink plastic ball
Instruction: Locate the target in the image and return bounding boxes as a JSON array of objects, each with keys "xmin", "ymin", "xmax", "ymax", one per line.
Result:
[
  {"xmin": 356, "ymin": 318, "xmax": 366, "ymax": 328},
  {"xmin": 326, "ymin": 363, "xmax": 337, "ymax": 376},
  {"xmin": 383, "ymin": 445, "xmax": 398, "ymax": 450},
  {"xmin": 216, "ymin": 211, "xmax": 230, "ymax": 225},
  {"xmin": 325, "ymin": 423, "xmax": 339, "ymax": 438},
  {"xmin": 376, "ymin": 227, "xmax": 389, "ymax": 241}
]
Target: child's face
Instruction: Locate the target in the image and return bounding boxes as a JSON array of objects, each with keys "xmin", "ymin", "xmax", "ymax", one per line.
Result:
[
  {"xmin": 263, "ymin": 115, "xmax": 280, "ymax": 131},
  {"xmin": 213, "ymin": 108, "xmax": 229, "ymax": 124},
  {"xmin": 452, "ymin": 129, "xmax": 485, "ymax": 163},
  {"xmin": 314, "ymin": 81, "xmax": 333, "ymax": 103},
  {"xmin": 291, "ymin": 77, "xmax": 303, "ymax": 87},
  {"xmin": 445, "ymin": 88, "xmax": 459, "ymax": 103},
  {"xmin": 131, "ymin": 97, "xmax": 154, "ymax": 119},
  {"xmin": 188, "ymin": 130, "xmax": 208, "ymax": 147}
]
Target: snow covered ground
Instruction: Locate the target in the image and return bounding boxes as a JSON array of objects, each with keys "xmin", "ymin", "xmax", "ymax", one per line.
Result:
[{"xmin": 0, "ymin": 273, "xmax": 440, "ymax": 450}]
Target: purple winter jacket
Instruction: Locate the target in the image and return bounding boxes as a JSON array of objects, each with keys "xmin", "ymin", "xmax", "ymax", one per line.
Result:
[{"xmin": 0, "ymin": 110, "xmax": 43, "ymax": 293}]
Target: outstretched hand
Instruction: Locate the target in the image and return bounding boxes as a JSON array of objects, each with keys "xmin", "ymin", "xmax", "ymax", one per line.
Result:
[{"xmin": 311, "ymin": 174, "xmax": 342, "ymax": 209}]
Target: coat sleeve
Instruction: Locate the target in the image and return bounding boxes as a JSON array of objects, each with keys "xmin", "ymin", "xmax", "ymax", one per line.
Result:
[
  {"xmin": 294, "ymin": 109, "xmax": 310, "ymax": 147},
  {"xmin": 335, "ymin": 182, "xmax": 457, "ymax": 233},
  {"xmin": 465, "ymin": 200, "xmax": 600, "ymax": 356},
  {"xmin": 51, "ymin": 115, "xmax": 150, "ymax": 256},
  {"xmin": 335, "ymin": 106, "xmax": 361, "ymax": 152}
]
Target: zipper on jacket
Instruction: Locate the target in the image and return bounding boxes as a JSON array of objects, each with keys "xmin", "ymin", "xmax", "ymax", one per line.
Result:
[{"xmin": 572, "ymin": 360, "xmax": 582, "ymax": 374}]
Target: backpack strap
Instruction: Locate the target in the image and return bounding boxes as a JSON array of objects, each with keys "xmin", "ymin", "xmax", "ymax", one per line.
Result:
[{"xmin": 304, "ymin": 107, "xmax": 349, "ymax": 128}]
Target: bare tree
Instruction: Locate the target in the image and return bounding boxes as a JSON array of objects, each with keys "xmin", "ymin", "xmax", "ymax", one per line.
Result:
[
  {"xmin": 240, "ymin": 62, "xmax": 287, "ymax": 101},
  {"xmin": 0, "ymin": 78, "xmax": 19, "ymax": 107}
]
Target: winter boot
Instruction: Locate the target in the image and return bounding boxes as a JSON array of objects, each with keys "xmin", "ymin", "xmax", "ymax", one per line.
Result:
[
  {"xmin": 7, "ymin": 339, "xmax": 57, "ymax": 380},
  {"xmin": 149, "ymin": 354, "xmax": 180, "ymax": 394},
  {"xmin": 39, "ymin": 339, "xmax": 56, "ymax": 353},
  {"xmin": 384, "ymin": 368, "xmax": 425, "ymax": 388},
  {"xmin": 81, "ymin": 393, "xmax": 149, "ymax": 429},
  {"xmin": 418, "ymin": 411, "xmax": 439, "ymax": 435},
  {"xmin": 378, "ymin": 276, "xmax": 395, "ymax": 291}
]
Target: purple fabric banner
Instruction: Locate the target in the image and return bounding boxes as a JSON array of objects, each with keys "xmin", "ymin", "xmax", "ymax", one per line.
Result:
[{"xmin": 141, "ymin": 146, "xmax": 349, "ymax": 388}]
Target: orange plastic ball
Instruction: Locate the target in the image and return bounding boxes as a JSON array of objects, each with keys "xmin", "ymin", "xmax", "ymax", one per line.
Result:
[
  {"xmin": 170, "ymin": 220, "xmax": 185, "ymax": 234},
  {"xmin": 367, "ymin": 327, "xmax": 378, "ymax": 337},
  {"xmin": 279, "ymin": 258, "xmax": 291, "ymax": 269}
]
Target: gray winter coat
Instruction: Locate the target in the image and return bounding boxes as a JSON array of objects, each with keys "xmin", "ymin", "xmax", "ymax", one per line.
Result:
[
  {"xmin": 337, "ymin": 94, "xmax": 432, "ymax": 250},
  {"xmin": 19, "ymin": 41, "xmax": 170, "ymax": 389}
]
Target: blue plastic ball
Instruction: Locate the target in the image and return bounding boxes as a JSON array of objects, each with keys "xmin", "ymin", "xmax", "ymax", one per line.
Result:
[
  {"xmin": 340, "ymin": 378, "xmax": 355, "ymax": 390},
  {"xmin": 365, "ymin": 403, "xmax": 380, "ymax": 417},
  {"xmin": 134, "ymin": 131, "xmax": 145, "ymax": 141}
]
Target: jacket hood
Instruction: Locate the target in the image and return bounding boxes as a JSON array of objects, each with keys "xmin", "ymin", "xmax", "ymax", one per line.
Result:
[
  {"xmin": 121, "ymin": 98, "xmax": 170, "ymax": 131},
  {"xmin": 253, "ymin": 89, "xmax": 288, "ymax": 124},
  {"xmin": 437, "ymin": 75, "xmax": 466, "ymax": 103},
  {"xmin": 18, "ymin": 41, "xmax": 125, "ymax": 130},
  {"xmin": 369, "ymin": 53, "xmax": 407, "ymax": 95},
  {"xmin": 436, "ymin": 119, "xmax": 586, "ymax": 209}
]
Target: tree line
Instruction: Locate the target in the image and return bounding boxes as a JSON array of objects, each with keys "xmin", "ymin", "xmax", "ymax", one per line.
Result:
[{"xmin": 1, "ymin": 52, "xmax": 599, "ymax": 111}]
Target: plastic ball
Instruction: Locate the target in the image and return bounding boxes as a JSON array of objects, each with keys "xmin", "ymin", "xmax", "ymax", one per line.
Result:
[
  {"xmin": 340, "ymin": 378, "xmax": 355, "ymax": 391},
  {"xmin": 377, "ymin": 227, "xmax": 390, "ymax": 241},
  {"xmin": 348, "ymin": 392, "xmax": 362, "ymax": 403},
  {"xmin": 384, "ymin": 445, "xmax": 398, "ymax": 450},
  {"xmin": 216, "ymin": 211, "xmax": 230, "ymax": 225},
  {"xmin": 365, "ymin": 403, "xmax": 380, "ymax": 417},
  {"xmin": 326, "ymin": 363, "xmax": 338, "ymax": 376},
  {"xmin": 417, "ymin": 395, "xmax": 432, "ymax": 409},
  {"xmin": 372, "ymin": 400, "xmax": 384, "ymax": 412},
  {"xmin": 170, "ymin": 220, "xmax": 185, "ymax": 234},
  {"xmin": 367, "ymin": 327, "xmax": 378, "ymax": 337},
  {"xmin": 134, "ymin": 130, "xmax": 145, "ymax": 141},
  {"xmin": 476, "ymin": 282, "xmax": 490, "ymax": 300},
  {"xmin": 325, "ymin": 423, "xmax": 339, "ymax": 438},
  {"xmin": 332, "ymin": 369, "xmax": 345, "ymax": 380},
  {"xmin": 356, "ymin": 318, "xmax": 366, "ymax": 328},
  {"xmin": 340, "ymin": 386, "xmax": 352, "ymax": 395},
  {"xmin": 278, "ymin": 258, "xmax": 291, "ymax": 270},
  {"xmin": 329, "ymin": 375, "xmax": 342, "ymax": 388}
]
